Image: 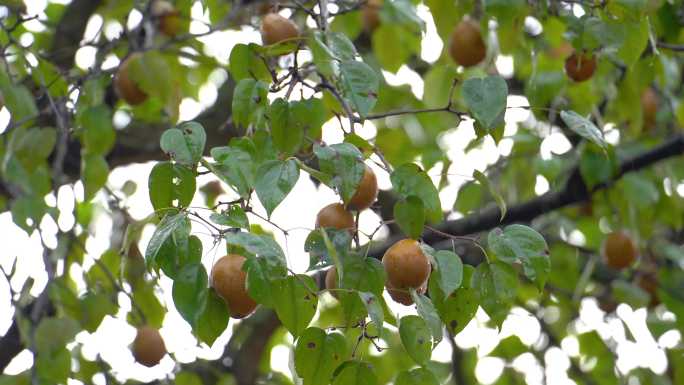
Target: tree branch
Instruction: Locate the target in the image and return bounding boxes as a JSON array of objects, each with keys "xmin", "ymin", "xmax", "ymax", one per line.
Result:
[
  {"xmin": 48, "ymin": 0, "xmax": 104, "ymax": 71},
  {"xmin": 368, "ymin": 134, "xmax": 684, "ymax": 258}
]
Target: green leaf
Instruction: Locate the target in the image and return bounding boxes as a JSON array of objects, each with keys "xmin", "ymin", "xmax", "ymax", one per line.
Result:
[
  {"xmin": 255, "ymin": 159, "xmax": 299, "ymax": 217},
  {"xmin": 473, "ymin": 170, "xmax": 506, "ymax": 221},
  {"xmin": 310, "ymin": 32, "xmax": 339, "ymax": 78},
  {"xmin": 410, "ymin": 290, "xmax": 443, "ymax": 344},
  {"xmin": 358, "ymin": 292, "xmax": 384, "ymax": 336},
  {"xmin": 314, "ymin": 143, "xmax": 365, "ymax": 203},
  {"xmin": 80, "ymin": 105, "xmax": 115, "ymax": 155},
  {"xmin": 390, "ymin": 163, "xmax": 442, "ymax": 223},
  {"xmin": 432, "ymin": 250, "xmax": 463, "ymax": 298},
  {"xmin": 327, "ymin": 31, "xmax": 358, "ymax": 61},
  {"xmin": 339, "ymin": 257, "xmax": 386, "ymax": 326},
  {"xmin": 10, "ymin": 195, "xmax": 47, "ymax": 233},
  {"xmin": 473, "ymin": 262, "xmax": 518, "ymax": 327},
  {"xmin": 130, "ymin": 51, "xmax": 176, "ymax": 97},
  {"xmin": 81, "ymin": 153, "xmax": 109, "ymax": 201},
  {"xmin": 6, "ymin": 126, "xmax": 56, "ymax": 171},
  {"xmin": 272, "ymin": 275, "xmax": 318, "ymax": 337},
  {"xmin": 160, "ymin": 121, "xmax": 206, "ymax": 166},
  {"xmin": 621, "ymin": 174, "xmax": 659, "ymax": 209},
  {"xmin": 332, "ymin": 361, "xmax": 378, "ymax": 385},
  {"xmin": 462, "ymin": 75, "xmax": 508, "ymax": 130},
  {"xmin": 372, "ymin": 24, "xmax": 421, "ymax": 73},
  {"xmin": 224, "ymin": 232, "xmax": 286, "ymax": 261},
  {"xmin": 560, "ymin": 110, "xmax": 606, "ymax": 149},
  {"xmin": 210, "ymin": 138, "xmax": 257, "ymax": 198},
  {"xmin": 196, "ymin": 288, "xmax": 230, "ymax": 346},
  {"xmin": 269, "ymin": 98, "xmax": 303, "ymax": 155},
  {"xmin": 434, "ymin": 265, "xmax": 479, "ymax": 335},
  {"xmin": 577, "ymin": 331, "xmax": 619, "ymax": 385},
  {"xmin": 487, "ymin": 224, "xmax": 549, "ymax": 289},
  {"xmin": 267, "ymin": 98, "xmax": 326, "ymax": 155},
  {"xmin": 395, "ymin": 368, "xmax": 439, "ymax": 385},
  {"xmin": 290, "ymin": 98, "xmax": 327, "ymax": 143},
  {"xmin": 36, "ymin": 347, "xmax": 70, "ymax": 385},
  {"xmin": 148, "ymin": 162, "xmax": 196, "ymax": 211},
  {"xmin": 228, "ymin": 43, "xmax": 272, "ymax": 82},
  {"xmin": 399, "ymin": 315, "xmax": 432, "ymax": 365},
  {"xmin": 145, "ymin": 213, "xmax": 189, "ymax": 266},
  {"xmin": 339, "ymin": 61, "xmax": 379, "ymax": 118},
  {"xmin": 611, "ymin": 280, "xmax": 650, "ymax": 309},
  {"xmin": 393, "ymin": 196, "xmax": 425, "ymax": 239},
  {"xmin": 490, "ymin": 335, "xmax": 528, "ymax": 360},
  {"xmin": 172, "ymin": 263, "xmax": 209, "ymax": 327},
  {"xmin": 294, "ymin": 327, "xmax": 348, "ymax": 385},
  {"xmin": 243, "ymin": 256, "xmax": 287, "ymax": 307},
  {"xmin": 34, "ymin": 317, "xmax": 79, "ymax": 355},
  {"xmin": 210, "ymin": 205, "xmax": 249, "ymax": 229},
  {"xmin": 305, "ymin": 228, "xmax": 352, "ymax": 271},
  {"xmin": 602, "ymin": 18, "xmax": 649, "ymax": 67},
  {"xmin": 579, "ymin": 143, "xmax": 616, "ymax": 189},
  {"xmin": 487, "ymin": 224, "xmax": 547, "ymax": 264},
  {"xmin": 340, "ymin": 257, "xmax": 385, "ymax": 296},
  {"xmin": 232, "ymin": 78, "xmax": 268, "ymax": 128},
  {"xmin": 130, "ymin": 285, "xmax": 165, "ymax": 328},
  {"xmin": 424, "ymin": 0, "xmax": 462, "ymax": 40},
  {"xmin": 175, "ymin": 372, "xmax": 203, "ymax": 385},
  {"xmin": 80, "ymin": 293, "xmax": 116, "ymax": 333},
  {"xmin": 86, "ymin": 250, "xmax": 121, "ymax": 291},
  {"xmin": 380, "ymin": 0, "xmax": 425, "ymax": 31},
  {"xmin": 0, "ymin": 69, "xmax": 38, "ymax": 123}
]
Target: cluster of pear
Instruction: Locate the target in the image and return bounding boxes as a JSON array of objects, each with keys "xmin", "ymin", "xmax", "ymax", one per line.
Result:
[{"xmin": 318, "ymin": 166, "xmax": 430, "ymax": 307}]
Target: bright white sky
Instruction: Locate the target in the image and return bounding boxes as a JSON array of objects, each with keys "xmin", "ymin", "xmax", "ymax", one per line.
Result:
[{"xmin": 0, "ymin": 1, "xmax": 681, "ymax": 384}]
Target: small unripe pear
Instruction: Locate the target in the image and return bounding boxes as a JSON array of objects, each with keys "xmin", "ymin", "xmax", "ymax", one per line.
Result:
[
  {"xmin": 132, "ymin": 326, "xmax": 166, "ymax": 367},
  {"xmin": 602, "ymin": 231, "xmax": 637, "ymax": 269},
  {"xmin": 347, "ymin": 165, "xmax": 378, "ymax": 211},
  {"xmin": 316, "ymin": 203, "xmax": 355, "ymax": 233},
  {"xmin": 211, "ymin": 254, "xmax": 258, "ymax": 318},
  {"xmin": 565, "ymin": 51, "xmax": 597, "ymax": 82},
  {"xmin": 151, "ymin": 1, "xmax": 182, "ymax": 37},
  {"xmin": 114, "ymin": 53, "xmax": 148, "ymax": 105},
  {"xmin": 361, "ymin": 0, "xmax": 382, "ymax": 32},
  {"xmin": 260, "ymin": 13, "xmax": 299, "ymax": 45},
  {"xmin": 449, "ymin": 19, "xmax": 486, "ymax": 68},
  {"xmin": 386, "ymin": 280, "xmax": 427, "ymax": 306},
  {"xmin": 382, "ymin": 239, "xmax": 431, "ymax": 289}
]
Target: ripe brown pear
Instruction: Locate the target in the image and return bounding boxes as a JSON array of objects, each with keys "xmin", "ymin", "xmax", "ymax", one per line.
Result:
[
  {"xmin": 387, "ymin": 280, "xmax": 427, "ymax": 306},
  {"xmin": 260, "ymin": 13, "xmax": 299, "ymax": 45},
  {"xmin": 449, "ymin": 19, "xmax": 486, "ymax": 68},
  {"xmin": 114, "ymin": 53, "xmax": 148, "ymax": 105},
  {"xmin": 382, "ymin": 239, "xmax": 431, "ymax": 289},
  {"xmin": 347, "ymin": 165, "xmax": 378, "ymax": 211},
  {"xmin": 211, "ymin": 254, "xmax": 258, "ymax": 318},
  {"xmin": 151, "ymin": 0, "xmax": 182, "ymax": 37},
  {"xmin": 361, "ymin": 0, "xmax": 382, "ymax": 32},
  {"xmin": 602, "ymin": 231, "xmax": 637, "ymax": 269},
  {"xmin": 565, "ymin": 51, "xmax": 597, "ymax": 82},
  {"xmin": 132, "ymin": 326, "xmax": 167, "ymax": 367},
  {"xmin": 641, "ymin": 87, "xmax": 659, "ymax": 129},
  {"xmin": 316, "ymin": 203, "xmax": 355, "ymax": 232}
]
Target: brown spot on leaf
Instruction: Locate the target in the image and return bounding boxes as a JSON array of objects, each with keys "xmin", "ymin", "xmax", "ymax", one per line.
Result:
[
  {"xmin": 450, "ymin": 320, "xmax": 458, "ymax": 330},
  {"xmin": 307, "ymin": 342, "xmax": 316, "ymax": 349}
]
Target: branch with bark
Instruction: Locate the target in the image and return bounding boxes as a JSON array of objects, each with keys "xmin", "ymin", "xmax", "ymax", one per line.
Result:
[{"xmin": 368, "ymin": 134, "xmax": 684, "ymax": 259}]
